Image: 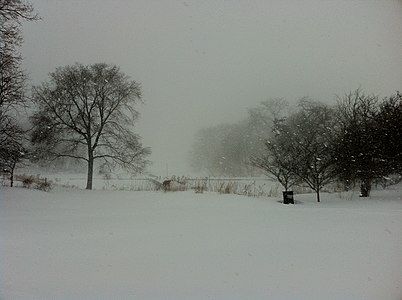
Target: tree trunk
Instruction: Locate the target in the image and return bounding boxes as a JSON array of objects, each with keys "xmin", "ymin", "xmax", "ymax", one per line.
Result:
[
  {"xmin": 316, "ymin": 190, "xmax": 320, "ymax": 202},
  {"xmin": 10, "ymin": 171, "xmax": 14, "ymax": 187},
  {"xmin": 360, "ymin": 178, "xmax": 371, "ymax": 197},
  {"xmin": 9, "ymin": 161, "xmax": 16, "ymax": 187},
  {"xmin": 86, "ymin": 156, "xmax": 94, "ymax": 190}
]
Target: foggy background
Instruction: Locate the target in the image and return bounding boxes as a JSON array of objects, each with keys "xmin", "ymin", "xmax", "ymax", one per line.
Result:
[{"xmin": 21, "ymin": 0, "xmax": 402, "ymax": 176}]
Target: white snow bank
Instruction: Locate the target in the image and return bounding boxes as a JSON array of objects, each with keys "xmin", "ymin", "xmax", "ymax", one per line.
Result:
[{"xmin": 1, "ymin": 187, "xmax": 401, "ymax": 299}]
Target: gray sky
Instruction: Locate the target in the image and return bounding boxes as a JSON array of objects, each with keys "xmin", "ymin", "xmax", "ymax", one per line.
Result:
[{"xmin": 22, "ymin": 0, "xmax": 402, "ymax": 176}]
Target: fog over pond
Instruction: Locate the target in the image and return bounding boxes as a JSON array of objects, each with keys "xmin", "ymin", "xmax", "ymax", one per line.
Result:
[{"xmin": 22, "ymin": 0, "xmax": 402, "ymax": 175}]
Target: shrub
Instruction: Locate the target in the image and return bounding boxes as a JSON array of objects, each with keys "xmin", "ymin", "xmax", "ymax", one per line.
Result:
[
  {"xmin": 162, "ymin": 179, "xmax": 186, "ymax": 192},
  {"xmin": 17, "ymin": 174, "xmax": 53, "ymax": 192},
  {"xmin": 35, "ymin": 179, "xmax": 53, "ymax": 192},
  {"xmin": 21, "ymin": 175, "xmax": 35, "ymax": 188}
]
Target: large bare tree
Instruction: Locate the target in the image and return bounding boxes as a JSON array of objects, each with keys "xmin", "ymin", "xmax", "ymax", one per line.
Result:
[{"xmin": 31, "ymin": 63, "xmax": 151, "ymax": 189}]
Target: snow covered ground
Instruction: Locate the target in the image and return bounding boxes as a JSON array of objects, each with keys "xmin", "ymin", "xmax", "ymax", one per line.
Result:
[{"xmin": 1, "ymin": 185, "xmax": 402, "ymax": 299}]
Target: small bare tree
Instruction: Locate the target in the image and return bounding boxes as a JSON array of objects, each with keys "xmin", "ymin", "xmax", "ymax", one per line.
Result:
[
  {"xmin": 31, "ymin": 63, "xmax": 151, "ymax": 189},
  {"xmin": 253, "ymin": 99, "xmax": 338, "ymax": 202},
  {"xmin": 251, "ymin": 118, "xmax": 299, "ymax": 192},
  {"xmin": 289, "ymin": 99, "xmax": 338, "ymax": 202}
]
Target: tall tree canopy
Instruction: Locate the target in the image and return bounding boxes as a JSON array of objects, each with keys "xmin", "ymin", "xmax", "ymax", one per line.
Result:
[
  {"xmin": 31, "ymin": 63, "xmax": 150, "ymax": 189},
  {"xmin": 0, "ymin": 0, "xmax": 38, "ymax": 110},
  {"xmin": 376, "ymin": 92, "xmax": 402, "ymax": 177}
]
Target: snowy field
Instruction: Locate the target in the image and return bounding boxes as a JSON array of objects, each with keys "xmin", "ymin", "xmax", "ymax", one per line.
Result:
[{"xmin": 1, "ymin": 185, "xmax": 402, "ymax": 299}]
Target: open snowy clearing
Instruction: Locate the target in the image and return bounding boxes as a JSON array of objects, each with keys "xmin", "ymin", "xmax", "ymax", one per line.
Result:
[{"xmin": 1, "ymin": 186, "xmax": 402, "ymax": 299}]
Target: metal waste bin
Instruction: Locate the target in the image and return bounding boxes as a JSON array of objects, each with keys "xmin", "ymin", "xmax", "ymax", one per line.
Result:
[{"xmin": 283, "ymin": 191, "xmax": 294, "ymax": 204}]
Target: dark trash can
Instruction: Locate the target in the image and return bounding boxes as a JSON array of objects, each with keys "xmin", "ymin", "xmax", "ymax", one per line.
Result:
[{"xmin": 283, "ymin": 191, "xmax": 294, "ymax": 204}]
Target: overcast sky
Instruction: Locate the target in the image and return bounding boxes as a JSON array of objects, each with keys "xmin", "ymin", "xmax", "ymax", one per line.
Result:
[{"xmin": 22, "ymin": 0, "xmax": 402, "ymax": 176}]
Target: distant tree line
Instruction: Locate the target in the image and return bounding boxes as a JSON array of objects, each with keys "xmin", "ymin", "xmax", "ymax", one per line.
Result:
[
  {"xmin": 190, "ymin": 98, "xmax": 288, "ymax": 177},
  {"xmin": 190, "ymin": 90, "xmax": 402, "ymax": 201}
]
